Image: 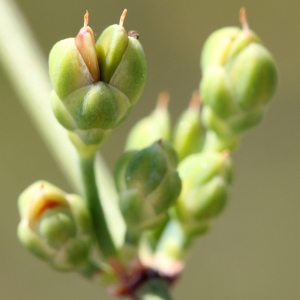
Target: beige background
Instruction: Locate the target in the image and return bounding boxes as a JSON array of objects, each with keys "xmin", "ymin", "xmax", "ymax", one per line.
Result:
[{"xmin": 1, "ymin": 0, "xmax": 299, "ymax": 299}]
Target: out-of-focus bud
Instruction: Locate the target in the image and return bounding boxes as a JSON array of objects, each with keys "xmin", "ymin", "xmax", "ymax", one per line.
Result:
[
  {"xmin": 201, "ymin": 9, "xmax": 260, "ymax": 70},
  {"xmin": 175, "ymin": 151, "xmax": 232, "ymax": 235},
  {"xmin": 228, "ymin": 43, "xmax": 277, "ymax": 111},
  {"xmin": 96, "ymin": 9, "xmax": 146, "ymax": 105},
  {"xmin": 173, "ymin": 92, "xmax": 204, "ymax": 161},
  {"xmin": 201, "ymin": 106, "xmax": 239, "ymax": 152},
  {"xmin": 200, "ymin": 67, "xmax": 236, "ymax": 119},
  {"xmin": 200, "ymin": 9, "xmax": 277, "ymax": 142},
  {"xmin": 201, "ymin": 27, "xmax": 241, "ymax": 70},
  {"xmin": 115, "ymin": 140, "xmax": 181, "ymax": 233},
  {"xmin": 18, "ymin": 181, "xmax": 93, "ymax": 271},
  {"xmin": 125, "ymin": 91, "xmax": 171, "ymax": 151}
]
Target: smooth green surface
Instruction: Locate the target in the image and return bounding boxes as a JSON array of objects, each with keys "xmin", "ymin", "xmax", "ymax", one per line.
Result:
[{"xmin": 1, "ymin": 1, "xmax": 300, "ymax": 300}]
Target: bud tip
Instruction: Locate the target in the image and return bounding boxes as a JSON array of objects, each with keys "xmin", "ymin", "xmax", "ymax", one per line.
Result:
[
  {"xmin": 156, "ymin": 91, "xmax": 170, "ymax": 110},
  {"xmin": 189, "ymin": 91, "xmax": 201, "ymax": 111},
  {"xmin": 239, "ymin": 7, "xmax": 249, "ymax": 31},
  {"xmin": 120, "ymin": 9, "xmax": 128, "ymax": 26},
  {"xmin": 84, "ymin": 10, "xmax": 89, "ymax": 28}
]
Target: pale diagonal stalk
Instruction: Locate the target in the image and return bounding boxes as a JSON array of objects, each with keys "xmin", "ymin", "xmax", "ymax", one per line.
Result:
[
  {"xmin": 135, "ymin": 278, "xmax": 173, "ymax": 300},
  {"xmin": 79, "ymin": 153, "xmax": 117, "ymax": 258},
  {"xmin": 0, "ymin": 0, "xmax": 80, "ymax": 190}
]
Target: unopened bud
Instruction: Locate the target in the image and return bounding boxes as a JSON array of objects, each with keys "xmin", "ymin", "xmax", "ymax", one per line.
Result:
[
  {"xmin": 115, "ymin": 140, "xmax": 181, "ymax": 232},
  {"xmin": 173, "ymin": 92, "xmax": 204, "ymax": 160},
  {"xmin": 18, "ymin": 181, "xmax": 93, "ymax": 271},
  {"xmin": 125, "ymin": 91, "xmax": 171, "ymax": 151},
  {"xmin": 96, "ymin": 9, "xmax": 146, "ymax": 104},
  {"xmin": 175, "ymin": 151, "xmax": 232, "ymax": 234},
  {"xmin": 75, "ymin": 11, "xmax": 100, "ymax": 82}
]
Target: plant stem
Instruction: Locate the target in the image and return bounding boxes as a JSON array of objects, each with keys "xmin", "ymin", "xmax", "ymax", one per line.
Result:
[
  {"xmin": 135, "ymin": 278, "xmax": 173, "ymax": 300},
  {"xmin": 79, "ymin": 154, "xmax": 117, "ymax": 258}
]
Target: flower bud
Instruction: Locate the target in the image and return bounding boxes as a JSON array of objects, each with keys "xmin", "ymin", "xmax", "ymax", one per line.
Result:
[
  {"xmin": 125, "ymin": 91, "xmax": 171, "ymax": 151},
  {"xmin": 18, "ymin": 181, "xmax": 93, "ymax": 271},
  {"xmin": 173, "ymin": 92, "xmax": 204, "ymax": 161},
  {"xmin": 75, "ymin": 11, "xmax": 100, "ymax": 82},
  {"xmin": 49, "ymin": 10, "xmax": 146, "ymax": 146},
  {"xmin": 200, "ymin": 9, "xmax": 277, "ymax": 137},
  {"xmin": 201, "ymin": 9, "xmax": 260, "ymax": 70},
  {"xmin": 49, "ymin": 12, "xmax": 99, "ymax": 100},
  {"xmin": 175, "ymin": 151, "xmax": 232, "ymax": 235},
  {"xmin": 228, "ymin": 43, "xmax": 277, "ymax": 111},
  {"xmin": 200, "ymin": 67, "xmax": 236, "ymax": 119},
  {"xmin": 96, "ymin": 10, "xmax": 146, "ymax": 105},
  {"xmin": 115, "ymin": 140, "xmax": 181, "ymax": 232},
  {"xmin": 62, "ymin": 82, "xmax": 131, "ymax": 130},
  {"xmin": 96, "ymin": 10, "xmax": 129, "ymax": 83}
]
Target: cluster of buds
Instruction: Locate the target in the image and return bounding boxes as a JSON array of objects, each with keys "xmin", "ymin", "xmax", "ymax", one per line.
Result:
[
  {"xmin": 175, "ymin": 151, "xmax": 232, "ymax": 235},
  {"xmin": 17, "ymin": 8, "xmax": 279, "ymax": 295},
  {"xmin": 200, "ymin": 9, "xmax": 277, "ymax": 151},
  {"xmin": 114, "ymin": 139, "xmax": 181, "ymax": 241},
  {"xmin": 49, "ymin": 10, "xmax": 146, "ymax": 146},
  {"xmin": 17, "ymin": 181, "xmax": 93, "ymax": 271}
]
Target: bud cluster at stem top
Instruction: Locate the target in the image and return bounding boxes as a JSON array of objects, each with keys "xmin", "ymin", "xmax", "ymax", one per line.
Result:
[
  {"xmin": 200, "ymin": 9, "xmax": 277, "ymax": 149},
  {"xmin": 49, "ymin": 10, "xmax": 146, "ymax": 145}
]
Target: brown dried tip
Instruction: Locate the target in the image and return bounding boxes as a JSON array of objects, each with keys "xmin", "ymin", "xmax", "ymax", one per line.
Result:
[
  {"xmin": 84, "ymin": 10, "xmax": 89, "ymax": 28},
  {"xmin": 120, "ymin": 9, "xmax": 128, "ymax": 26},
  {"xmin": 239, "ymin": 8, "xmax": 249, "ymax": 31},
  {"xmin": 189, "ymin": 91, "xmax": 201, "ymax": 111},
  {"xmin": 128, "ymin": 30, "xmax": 139, "ymax": 40},
  {"xmin": 156, "ymin": 91, "xmax": 170, "ymax": 110}
]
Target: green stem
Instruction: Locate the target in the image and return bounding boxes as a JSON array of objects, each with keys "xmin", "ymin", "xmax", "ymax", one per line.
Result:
[
  {"xmin": 135, "ymin": 278, "xmax": 173, "ymax": 300},
  {"xmin": 79, "ymin": 154, "xmax": 117, "ymax": 258}
]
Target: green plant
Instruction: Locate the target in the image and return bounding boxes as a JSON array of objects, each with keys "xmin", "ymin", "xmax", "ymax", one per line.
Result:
[{"xmin": 1, "ymin": 2, "xmax": 277, "ymax": 299}]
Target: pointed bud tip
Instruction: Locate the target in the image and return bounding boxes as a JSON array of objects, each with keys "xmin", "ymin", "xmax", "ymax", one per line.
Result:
[
  {"xmin": 75, "ymin": 11, "xmax": 100, "ymax": 82},
  {"xmin": 189, "ymin": 91, "xmax": 201, "ymax": 111},
  {"xmin": 120, "ymin": 9, "xmax": 128, "ymax": 26},
  {"xmin": 239, "ymin": 7, "xmax": 249, "ymax": 31},
  {"xmin": 84, "ymin": 11, "xmax": 89, "ymax": 28},
  {"xmin": 156, "ymin": 91, "xmax": 170, "ymax": 110}
]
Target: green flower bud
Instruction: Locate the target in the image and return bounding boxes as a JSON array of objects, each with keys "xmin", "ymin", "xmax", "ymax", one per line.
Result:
[
  {"xmin": 200, "ymin": 67, "xmax": 236, "ymax": 119},
  {"xmin": 49, "ymin": 10, "xmax": 146, "ymax": 145},
  {"xmin": 18, "ymin": 181, "xmax": 93, "ymax": 271},
  {"xmin": 115, "ymin": 140, "xmax": 181, "ymax": 232},
  {"xmin": 96, "ymin": 10, "xmax": 129, "ymax": 83},
  {"xmin": 175, "ymin": 151, "xmax": 232, "ymax": 235},
  {"xmin": 201, "ymin": 27, "xmax": 241, "ymax": 70},
  {"xmin": 173, "ymin": 91, "xmax": 204, "ymax": 161},
  {"xmin": 228, "ymin": 43, "xmax": 277, "ymax": 111},
  {"xmin": 125, "ymin": 91, "xmax": 171, "ymax": 151},
  {"xmin": 62, "ymin": 82, "xmax": 131, "ymax": 130},
  {"xmin": 96, "ymin": 10, "xmax": 146, "ymax": 104},
  {"xmin": 201, "ymin": 9, "xmax": 260, "ymax": 70},
  {"xmin": 200, "ymin": 9, "xmax": 277, "ymax": 138},
  {"xmin": 201, "ymin": 106, "xmax": 232, "ymax": 138}
]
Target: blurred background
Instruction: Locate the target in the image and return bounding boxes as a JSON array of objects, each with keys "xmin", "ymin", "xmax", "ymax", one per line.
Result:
[{"xmin": 0, "ymin": 0, "xmax": 299, "ymax": 299}]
